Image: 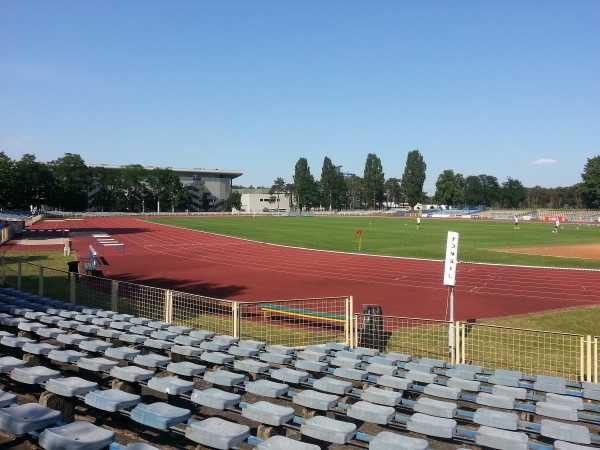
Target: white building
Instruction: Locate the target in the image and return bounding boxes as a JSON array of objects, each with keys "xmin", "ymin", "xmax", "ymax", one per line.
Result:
[{"xmin": 234, "ymin": 188, "xmax": 291, "ymax": 213}]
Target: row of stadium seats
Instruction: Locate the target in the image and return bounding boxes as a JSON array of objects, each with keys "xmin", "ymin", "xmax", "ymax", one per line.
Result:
[{"xmin": 0, "ymin": 286, "xmax": 599, "ymax": 449}]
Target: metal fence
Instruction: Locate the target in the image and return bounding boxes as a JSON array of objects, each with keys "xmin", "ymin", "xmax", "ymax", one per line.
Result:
[
  {"xmin": 0, "ymin": 257, "xmax": 351, "ymax": 348},
  {"xmin": 2, "ymin": 256, "xmax": 597, "ymax": 381}
]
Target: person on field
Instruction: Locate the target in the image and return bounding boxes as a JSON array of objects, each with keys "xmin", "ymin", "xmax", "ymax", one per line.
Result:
[
  {"xmin": 514, "ymin": 216, "xmax": 519, "ymax": 230},
  {"xmin": 553, "ymin": 218, "xmax": 560, "ymax": 233},
  {"xmin": 417, "ymin": 216, "xmax": 421, "ymax": 230}
]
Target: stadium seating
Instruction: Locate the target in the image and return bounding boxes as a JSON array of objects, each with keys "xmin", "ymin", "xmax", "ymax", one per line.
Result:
[{"xmin": 0, "ymin": 286, "xmax": 599, "ymax": 449}]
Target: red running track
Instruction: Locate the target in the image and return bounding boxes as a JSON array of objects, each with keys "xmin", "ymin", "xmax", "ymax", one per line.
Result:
[{"xmin": 11, "ymin": 217, "xmax": 600, "ymax": 321}]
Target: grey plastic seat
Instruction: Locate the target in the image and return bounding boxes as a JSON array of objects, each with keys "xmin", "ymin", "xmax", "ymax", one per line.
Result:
[
  {"xmin": 204, "ymin": 369, "xmax": 245, "ymax": 387},
  {"xmin": 200, "ymin": 340, "xmax": 230, "ymax": 351},
  {"xmin": 1, "ymin": 336, "xmax": 36, "ymax": 348},
  {"xmin": 313, "ymin": 376, "xmax": 352, "ymax": 395},
  {"xmin": 242, "ymin": 401, "xmax": 295, "ymax": 426},
  {"xmin": 233, "ymin": 359, "xmax": 270, "ymax": 374},
  {"xmin": 294, "ymin": 359, "xmax": 328, "ymax": 372},
  {"xmin": 129, "ymin": 317, "xmax": 152, "ymax": 325},
  {"xmin": 333, "ymin": 367, "xmax": 368, "ymax": 381},
  {"xmin": 91, "ymin": 317, "xmax": 112, "ymax": 326},
  {"xmin": 324, "ymin": 342, "xmax": 350, "ymax": 352},
  {"xmin": 200, "ymin": 351, "xmax": 234, "ymax": 365},
  {"xmin": 166, "ymin": 361, "xmax": 206, "ymax": 376},
  {"xmin": 171, "ymin": 345, "xmax": 203, "ymax": 357},
  {"xmin": 246, "ymin": 379, "xmax": 289, "ymax": 398},
  {"xmin": 110, "ymin": 365, "xmax": 155, "ymax": 382},
  {"xmin": 48, "ymin": 349, "xmax": 87, "ymax": 363},
  {"xmin": 190, "ymin": 388, "xmax": 241, "ymax": 410},
  {"xmin": 260, "ymin": 352, "xmax": 292, "ymax": 365},
  {"xmin": 143, "ymin": 338, "xmax": 175, "ymax": 350},
  {"xmin": 10, "ymin": 366, "xmax": 61, "ymax": 384},
  {"xmin": 96, "ymin": 310, "xmax": 117, "ymax": 318},
  {"xmin": 79, "ymin": 339, "xmax": 112, "ymax": 353},
  {"xmin": 38, "ymin": 420, "xmax": 115, "ymax": 450},
  {"xmin": 473, "ymin": 408, "xmax": 519, "ymax": 431},
  {"xmin": 57, "ymin": 333, "xmax": 88, "ymax": 346},
  {"xmin": 40, "ymin": 315, "xmax": 63, "ymax": 325},
  {"xmin": 369, "ymin": 431, "xmax": 430, "ymax": 450},
  {"xmin": 367, "ymin": 363, "xmax": 396, "ymax": 376},
  {"xmin": 271, "ymin": 367, "xmax": 309, "ymax": 384},
  {"xmin": 228, "ymin": 346, "xmax": 259, "ymax": 357},
  {"xmin": 0, "ymin": 356, "xmax": 28, "ymax": 373},
  {"xmin": 257, "ymin": 435, "xmax": 320, "ymax": 450},
  {"xmin": 150, "ymin": 330, "xmax": 178, "ymax": 341},
  {"xmin": 539, "ymin": 419, "xmax": 591, "ymax": 444},
  {"xmin": 300, "ymin": 415, "xmax": 357, "ymax": 444},
  {"xmin": 347, "ymin": 401, "xmax": 395, "ymax": 424},
  {"xmin": 0, "ymin": 403, "xmax": 61, "ymax": 434},
  {"xmin": 413, "ymin": 397, "xmax": 457, "ymax": 419},
  {"xmin": 292, "ymin": 390, "xmax": 339, "ymax": 411},
  {"xmin": 112, "ymin": 313, "xmax": 134, "ymax": 322},
  {"xmin": 297, "ymin": 350, "xmax": 327, "ymax": 362},
  {"xmin": 119, "ymin": 334, "xmax": 146, "ymax": 344},
  {"xmin": 75, "ymin": 324, "xmax": 101, "ymax": 334},
  {"xmin": 110, "ymin": 321, "xmax": 134, "ymax": 331},
  {"xmin": 147, "ymin": 376, "xmax": 195, "ymax": 395},
  {"xmin": 238, "ymin": 339, "xmax": 265, "ymax": 350},
  {"xmin": 360, "ymin": 387, "xmax": 402, "ymax": 406},
  {"xmin": 96, "ymin": 328, "xmax": 123, "ymax": 339},
  {"xmin": 105, "ymin": 346, "xmax": 141, "ymax": 360},
  {"xmin": 84, "ymin": 389, "xmax": 141, "ymax": 412},
  {"xmin": 147, "ymin": 320, "xmax": 170, "ymax": 330},
  {"xmin": 45, "ymin": 377, "xmax": 99, "ymax": 397},
  {"xmin": 0, "ymin": 390, "xmax": 17, "ymax": 408},
  {"xmin": 476, "ymin": 425, "xmax": 529, "ymax": 450},
  {"xmin": 377, "ymin": 374, "xmax": 411, "ymax": 390},
  {"xmin": 133, "ymin": 353, "xmax": 171, "ymax": 368},
  {"xmin": 185, "ymin": 417, "xmax": 250, "ymax": 450},
  {"xmin": 130, "ymin": 402, "xmax": 191, "ymax": 429},
  {"xmin": 407, "ymin": 413, "xmax": 457, "ymax": 439},
  {"xmin": 17, "ymin": 321, "xmax": 46, "ymax": 332},
  {"xmin": 189, "ymin": 330, "xmax": 214, "ymax": 339},
  {"xmin": 57, "ymin": 320, "xmax": 81, "ymax": 330},
  {"xmin": 173, "ymin": 335, "xmax": 203, "ymax": 346},
  {"xmin": 36, "ymin": 327, "xmax": 67, "ymax": 339},
  {"xmin": 77, "ymin": 357, "xmax": 119, "ymax": 372},
  {"xmin": 167, "ymin": 325, "xmax": 192, "ymax": 334},
  {"xmin": 385, "ymin": 352, "xmax": 412, "ymax": 363},
  {"xmin": 213, "ymin": 334, "xmax": 239, "ymax": 345}
]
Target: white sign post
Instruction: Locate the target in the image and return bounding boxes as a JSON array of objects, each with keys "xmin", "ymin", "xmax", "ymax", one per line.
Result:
[{"xmin": 444, "ymin": 231, "xmax": 460, "ymax": 361}]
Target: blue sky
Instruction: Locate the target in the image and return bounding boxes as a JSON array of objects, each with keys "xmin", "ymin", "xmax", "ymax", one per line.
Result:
[{"xmin": 1, "ymin": 1, "xmax": 598, "ymax": 194}]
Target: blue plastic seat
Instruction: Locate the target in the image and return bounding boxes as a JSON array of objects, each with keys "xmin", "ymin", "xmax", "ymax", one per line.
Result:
[
  {"xmin": 171, "ymin": 345, "xmax": 203, "ymax": 357},
  {"xmin": 130, "ymin": 402, "xmax": 191, "ymax": 429},
  {"xmin": 10, "ymin": 366, "xmax": 61, "ymax": 384},
  {"xmin": 133, "ymin": 353, "xmax": 171, "ymax": 368},
  {"xmin": 292, "ymin": 390, "xmax": 338, "ymax": 411},
  {"xmin": 204, "ymin": 370, "xmax": 245, "ymax": 387},
  {"xmin": 45, "ymin": 376, "xmax": 99, "ymax": 397},
  {"xmin": 0, "ymin": 356, "xmax": 28, "ymax": 373},
  {"xmin": 0, "ymin": 403, "xmax": 61, "ymax": 434},
  {"xmin": 0, "ymin": 390, "xmax": 17, "ymax": 407},
  {"xmin": 105, "ymin": 346, "xmax": 141, "ymax": 360},
  {"xmin": 300, "ymin": 415, "xmax": 357, "ymax": 444},
  {"xmin": 166, "ymin": 361, "xmax": 206, "ymax": 376},
  {"xmin": 38, "ymin": 420, "xmax": 115, "ymax": 450},
  {"xmin": 84, "ymin": 389, "xmax": 141, "ymax": 412},
  {"xmin": 242, "ymin": 401, "xmax": 295, "ymax": 426},
  {"xmin": 77, "ymin": 357, "xmax": 119, "ymax": 372},
  {"xmin": 147, "ymin": 376, "xmax": 195, "ymax": 395},
  {"xmin": 185, "ymin": 417, "xmax": 250, "ymax": 449},
  {"xmin": 246, "ymin": 380, "xmax": 289, "ymax": 398},
  {"xmin": 48, "ymin": 349, "xmax": 87, "ymax": 363},
  {"xmin": 190, "ymin": 388, "xmax": 241, "ymax": 410},
  {"xmin": 110, "ymin": 365, "xmax": 155, "ymax": 382}
]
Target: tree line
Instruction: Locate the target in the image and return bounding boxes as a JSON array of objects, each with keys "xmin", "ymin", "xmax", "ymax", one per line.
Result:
[
  {"xmin": 0, "ymin": 152, "xmax": 191, "ymax": 212},
  {"xmin": 263, "ymin": 153, "xmax": 600, "ymax": 211}
]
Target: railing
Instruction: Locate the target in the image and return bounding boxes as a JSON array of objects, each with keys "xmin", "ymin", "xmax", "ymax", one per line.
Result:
[
  {"xmin": 1, "ymin": 255, "xmax": 596, "ymax": 381},
  {"xmin": 0, "ymin": 257, "xmax": 351, "ymax": 348}
]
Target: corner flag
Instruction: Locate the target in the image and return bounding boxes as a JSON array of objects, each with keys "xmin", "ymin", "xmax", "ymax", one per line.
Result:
[{"xmin": 356, "ymin": 230, "xmax": 362, "ymax": 236}]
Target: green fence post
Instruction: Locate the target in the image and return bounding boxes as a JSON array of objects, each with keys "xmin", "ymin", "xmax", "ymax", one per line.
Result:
[
  {"xmin": 39, "ymin": 266, "xmax": 44, "ymax": 297},
  {"xmin": 111, "ymin": 280, "xmax": 119, "ymax": 312}
]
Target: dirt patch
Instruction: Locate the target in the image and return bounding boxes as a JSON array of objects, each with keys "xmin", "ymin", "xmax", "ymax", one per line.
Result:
[{"xmin": 488, "ymin": 243, "xmax": 600, "ymax": 260}]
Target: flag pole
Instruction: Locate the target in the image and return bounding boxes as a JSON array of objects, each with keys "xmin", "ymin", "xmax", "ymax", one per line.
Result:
[{"xmin": 358, "ymin": 236, "xmax": 362, "ymax": 252}]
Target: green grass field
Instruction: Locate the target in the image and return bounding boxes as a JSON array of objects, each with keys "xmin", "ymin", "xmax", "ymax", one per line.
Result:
[{"xmin": 147, "ymin": 215, "xmax": 600, "ymax": 269}]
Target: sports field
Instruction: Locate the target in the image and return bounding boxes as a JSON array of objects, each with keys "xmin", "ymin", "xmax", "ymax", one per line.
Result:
[{"xmin": 147, "ymin": 216, "xmax": 600, "ymax": 270}]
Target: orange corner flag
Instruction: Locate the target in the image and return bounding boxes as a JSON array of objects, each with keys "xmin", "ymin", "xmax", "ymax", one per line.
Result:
[{"xmin": 356, "ymin": 230, "xmax": 362, "ymax": 236}]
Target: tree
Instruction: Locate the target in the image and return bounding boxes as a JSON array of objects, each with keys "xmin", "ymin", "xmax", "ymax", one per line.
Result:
[
  {"xmin": 50, "ymin": 153, "xmax": 91, "ymax": 211},
  {"xmin": 319, "ymin": 157, "xmax": 337, "ymax": 210},
  {"xmin": 580, "ymin": 156, "xmax": 600, "ymax": 208},
  {"xmin": 434, "ymin": 170, "xmax": 465, "ymax": 206},
  {"xmin": 120, "ymin": 164, "xmax": 148, "ymax": 212},
  {"xmin": 146, "ymin": 168, "xmax": 188, "ymax": 212},
  {"xmin": 0, "ymin": 152, "xmax": 15, "ymax": 209},
  {"xmin": 464, "ymin": 175, "xmax": 483, "ymax": 205},
  {"xmin": 268, "ymin": 177, "xmax": 287, "ymax": 212},
  {"xmin": 479, "ymin": 174, "xmax": 500, "ymax": 206},
  {"xmin": 384, "ymin": 178, "xmax": 402, "ymax": 208},
  {"xmin": 500, "ymin": 177, "xmax": 526, "ymax": 208},
  {"xmin": 345, "ymin": 175, "xmax": 364, "ymax": 209},
  {"xmin": 293, "ymin": 158, "xmax": 318, "ymax": 211},
  {"xmin": 90, "ymin": 166, "xmax": 123, "ymax": 212},
  {"xmin": 11, "ymin": 154, "xmax": 56, "ymax": 210},
  {"xmin": 363, "ymin": 153, "xmax": 385, "ymax": 209},
  {"xmin": 223, "ymin": 191, "xmax": 242, "ymax": 212},
  {"xmin": 401, "ymin": 150, "xmax": 427, "ymax": 207}
]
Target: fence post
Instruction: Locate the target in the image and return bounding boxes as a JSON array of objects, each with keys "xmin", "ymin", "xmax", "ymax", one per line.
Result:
[
  {"xmin": 594, "ymin": 337, "xmax": 598, "ymax": 383},
  {"xmin": 111, "ymin": 280, "xmax": 119, "ymax": 312},
  {"xmin": 1, "ymin": 257, "xmax": 5, "ymax": 286},
  {"xmin": 585, "ymin": 335, "xmax": 592, "ymax": 382},
  {"xmin": 232, "ymin": 302, "xmax": 240, "ymax": 338},
  {"xmin": 69, "ymin": 273, "xmax": 76, "ymax": 304},
  {"xmin": 17, "ymin": 260, "xmax": 22, "ymax": 290},
  {"xmin": 164, "ymin": 290, "xmax": 173, "ymax": 324},
  {"xmin": 39, "ymin": 266, "xmax": 44, "ymax": 296},
  {"xmin": 452, "ymin": 322, "xmax": 461, "ymax": 365},
  {"xmin": 347, "ymin": 296, "xmax": 354, "ymax": 348}
]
